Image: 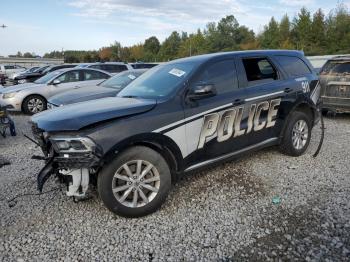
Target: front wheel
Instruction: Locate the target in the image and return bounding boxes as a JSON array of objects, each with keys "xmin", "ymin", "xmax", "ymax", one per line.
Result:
[
  {"xmin": 22, "ymin": 95, "xmax": 47, "ymax": 115},
  {"xmin": 98, "ymin": 146, "xmax": 172, "ymax": 217},
  {"xmin": 280, "ymin": 111, "xmax": 312, "ymax": 156}
]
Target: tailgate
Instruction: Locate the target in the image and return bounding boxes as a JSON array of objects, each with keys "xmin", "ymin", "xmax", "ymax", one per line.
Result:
[{"xmin": 324, "ymin": 81, "xmax": 350, "ymax": 98}]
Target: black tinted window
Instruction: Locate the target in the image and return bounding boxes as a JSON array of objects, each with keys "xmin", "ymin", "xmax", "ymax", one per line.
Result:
[
  {"xmin": 275, "ymin": 55, "xmax": 311, "ymax": 77},
  {"xmin": 242, "ymin": 57, "xmax": 278, "ymax": 84},
  {"xmin": 194, "ymin": 60, "xmax": 236, "ymax": 94},
  {"xmin": 83, "ymin": 70, "xmax": 109, "ymax": 80},
  {"xmin": 102, "ymin": 64, "xmax": 128, "ymax": 73},
  {"xmin": 4, "ymin": 65, "xmax": 15, "ymax": 69}
]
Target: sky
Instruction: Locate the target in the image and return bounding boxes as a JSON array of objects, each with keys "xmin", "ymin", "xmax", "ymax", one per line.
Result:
[{"xmin": 0, "ymin": 0, "xmax": 347, "ymax": 56}]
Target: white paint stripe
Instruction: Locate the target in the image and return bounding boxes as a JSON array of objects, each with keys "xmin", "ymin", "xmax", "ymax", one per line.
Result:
[
  {"xmin": 153, "ymin": 103, "xmax": 232, "ymax": 133},
  {"xmin": 244, "ymin": 91, "xmax": 284, "ymax": 102},
  {"xmin": 295, "ymin": 77, "xmax": 308, "ymax": 82}
]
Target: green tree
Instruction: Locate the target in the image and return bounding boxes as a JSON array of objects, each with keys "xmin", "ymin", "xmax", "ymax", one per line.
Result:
[
  {"xmin": 292, "ymin": 7, "xmax": 312, "ymax": 51},
  {"xmin": 326, "ymin": 3, "xmax": 350, "ymax": 54},
  {"xmin": 144, "ymin": 36, "xmax": 160, "ymax": 61},
  {"xmin": 158, "ymin": 31, "xmax": 182, "ymax": 61},
  {"xmin": 259, "ymin": 17, "xmax": 280, "ymax": 49},
  {"xmin": 310, "ymin": 9, "xmax": 326, "ymax": 55}
]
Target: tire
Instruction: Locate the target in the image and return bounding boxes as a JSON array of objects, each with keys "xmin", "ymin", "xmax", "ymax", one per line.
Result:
[
  {"xmin": 280, "ymin": 111, "xmax": 312, "ymax": 156},
  {"xmin": 22, "ymin": 95, "xmax": 47, "ymax": 115},
  {"xmin": 98, "ymin": 146, "xmax": 172, "ymax": 217}
]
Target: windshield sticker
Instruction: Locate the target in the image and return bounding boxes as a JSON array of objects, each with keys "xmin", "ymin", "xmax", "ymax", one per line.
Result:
[
  {"xmin": 169, "ymin": 68, "xmax": 186, "ymax": 77},
  {"xmin": 128, "ymin": 74, "xmax": 136, "ymax": 80}
]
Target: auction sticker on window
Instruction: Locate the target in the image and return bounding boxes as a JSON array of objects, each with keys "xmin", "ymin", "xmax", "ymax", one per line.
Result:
[
  {"xmin": 128, "ymin": 74, "xmax": 136, "ymax": 80},
  {"xmin": 169, "ymin": 68, "xmax": 186, "ymax": 77}
]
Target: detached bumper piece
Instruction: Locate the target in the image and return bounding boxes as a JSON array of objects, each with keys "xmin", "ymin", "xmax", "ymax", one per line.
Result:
[{"xmin": 37, "ymin": 158, "xmax": 55, "ymax": 192}]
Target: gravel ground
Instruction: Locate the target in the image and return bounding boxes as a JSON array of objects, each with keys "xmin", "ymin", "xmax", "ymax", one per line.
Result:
[{"xmin": 0, "ymin": 114, "xmax": 349, "ymax": 261}]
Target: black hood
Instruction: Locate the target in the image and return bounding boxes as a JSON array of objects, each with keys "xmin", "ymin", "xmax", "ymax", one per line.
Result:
[
  {"xmin": 49, "ymin": 85, "xmax": 119, "ymax": 106},
  {"xmin": 32, "ymin": 97, "xmax": 157, "ymax": 132}
]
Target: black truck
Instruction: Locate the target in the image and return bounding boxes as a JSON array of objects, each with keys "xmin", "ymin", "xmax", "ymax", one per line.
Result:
[{"xmin": 31, "ymin": 50, "xmax": 321, "ymax": 217}]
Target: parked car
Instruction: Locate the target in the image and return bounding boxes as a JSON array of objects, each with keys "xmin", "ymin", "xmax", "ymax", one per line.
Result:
[
  {"xmin": 0, "ymin": 68, "xmax": 111, "ymax": 114},
  {"xmin": 130, "ymin": 62, "xmax": 159, "ymax": 69},
  {"xmin": 48, "ymin": 69, "xmax": 147, "ymax": 108},
  {"xmin": 9, "ymin": 66, "xmax": 40, "ymax": 81},
  {"xmin": 0, "ymin": 64, "xmax": 26, "ymax": 79},
  {"xmin": 76, "ymin": 62, "xmax": 133, "ymax": 73},
  {"xmin": 31, "ymin": 50, "xmax": 320, "ymax": 217},
  {"xmin": 319, "ymin": 56, "xmax": 350, "ymax": 114},
  {"xmin": 11, "ymin": 64, "xmax": 76, "ymax": 85}
]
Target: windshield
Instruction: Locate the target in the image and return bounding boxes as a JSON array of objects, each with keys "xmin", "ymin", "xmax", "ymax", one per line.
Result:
[
  {"xmin": 34, "ymin": 70, "xmax": 62, "ymax": 84},
  {"xmin": 118, "ymin": 62, "xmax": 196, "ymax": 98},
  {"xmin": 101, "ymin": 71, "xmax": 143, "ymax": 89}
]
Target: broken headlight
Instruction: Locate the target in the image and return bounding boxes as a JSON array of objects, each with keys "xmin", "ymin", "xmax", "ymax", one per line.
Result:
[{"xmin": 50, "ymin": 137, "xmax": 96, "ymax": 153}]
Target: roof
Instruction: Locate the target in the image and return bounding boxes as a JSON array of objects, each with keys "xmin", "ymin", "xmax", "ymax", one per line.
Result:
[
  {"xmin": 53, "ymin": 67, "xmax": 112, "ymax": 75},
  {"xmin": 328, "ymin": 55, "xmax": 350, "ymax": 61},
  {"xmin": 168, "ymin": 50, "xmax": 304, "ymax": 64}
]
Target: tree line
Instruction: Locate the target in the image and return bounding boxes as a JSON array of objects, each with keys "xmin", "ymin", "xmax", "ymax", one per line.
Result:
[{"xmin": 41, "ymin": 4, "xmax": 350, "ymax": 63}]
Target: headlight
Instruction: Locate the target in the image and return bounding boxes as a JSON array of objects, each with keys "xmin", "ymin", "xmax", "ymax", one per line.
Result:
[
  {"xmin": 50, "ymin": 137, "xmax": 96, "ymax": 153},
  {"xmin": 3, "ymin": 92, "xmax": 17, "ymax": 99}
]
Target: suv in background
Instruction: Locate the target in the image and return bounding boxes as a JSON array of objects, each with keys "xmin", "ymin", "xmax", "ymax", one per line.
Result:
[
  {"xmin": 319, "ymin": 56, "xmax": 350, "ymax": 114},
  {"xmin": 0, "ymin": 64, "xmax": 26, "ymax": 79},
  {"xmin": 77, "ymin": 62, "xmax": 133, "ymax": 74},
  {"xmin": 31, "ymin": 50, "xmax": 320, "ymax": 217}
]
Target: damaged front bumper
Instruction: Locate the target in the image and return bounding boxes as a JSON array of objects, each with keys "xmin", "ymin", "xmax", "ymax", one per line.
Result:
[{"xmin": 31, "ymin": 122, "xmax": 103, "ymax": 197}]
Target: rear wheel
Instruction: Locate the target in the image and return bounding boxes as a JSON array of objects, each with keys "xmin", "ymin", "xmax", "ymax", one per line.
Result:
[
  {"xmin": 280, "ymin": 111, "xmax": 312, "ymax": 156},
  {"xmin": 23, "ymin": 95, "xmax": 47, "ymax": 115},
  {"xmin": 98, "ymin": 146, "xmax": 172, "ymax": 217}
]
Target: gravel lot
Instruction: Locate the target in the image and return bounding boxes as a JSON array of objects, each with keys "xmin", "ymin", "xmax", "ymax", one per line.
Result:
[{"xmin": 0, "ymin": 113, "xmax": 349, "ymax": 261}]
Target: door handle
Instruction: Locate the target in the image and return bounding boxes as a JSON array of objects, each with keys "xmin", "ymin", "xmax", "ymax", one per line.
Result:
[
  {"xmin": 284, "ymin": 87, "xmax": 292, "ymax": 93},
  {"xmin": 233, "ymin": 98, "xmax": 243, "ymax": 106}
]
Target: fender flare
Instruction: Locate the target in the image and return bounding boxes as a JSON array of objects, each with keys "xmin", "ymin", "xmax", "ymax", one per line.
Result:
[{"xmin": 101, "ymin": 132, "xmax": 185, "ymax": 174}]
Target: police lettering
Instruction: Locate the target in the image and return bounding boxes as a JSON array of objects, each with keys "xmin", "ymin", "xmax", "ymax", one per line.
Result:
[{"xmin": 197, "ymin": 99, "xmax": 281, "ymax": 149}]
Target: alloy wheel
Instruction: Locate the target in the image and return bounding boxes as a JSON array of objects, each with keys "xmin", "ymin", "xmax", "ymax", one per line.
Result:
[
  {"xmin": 112, "ymin": 160, "xmax": 160, "ymax": 208},
  {"xmin": 27, "ymin": 98, "xmax": 44, "ymax": 113},
  {"xmin": 292, "ymin": 119, "xmax": 309, "ymax": 150}
]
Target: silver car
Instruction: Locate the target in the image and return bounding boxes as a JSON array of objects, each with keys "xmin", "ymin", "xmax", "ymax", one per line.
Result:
[{"xmin": 0, "ymin": 68, "xmax": 111, "ymax": 114}]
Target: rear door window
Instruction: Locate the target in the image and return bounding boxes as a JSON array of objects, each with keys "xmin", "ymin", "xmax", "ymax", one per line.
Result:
[
  {"xmin": 56, "ymin": 71, "xmax": 80, "ymax": 83},
  {"xmin": 241, "ymin": 57, "xmax": 278, "ymax": 86},
  {"xmin": 83, "ymin": 70, "xmax": 109, "ymax": 80},
  {"xmin": 275, "ymin": 55, "xmax": 311, "ymax": 77}
]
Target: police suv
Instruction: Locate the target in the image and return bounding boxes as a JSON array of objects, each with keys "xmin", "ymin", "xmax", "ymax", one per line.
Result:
[{"xmin": 31, "ymin": 50, "xmax": 320, "ymax": 217}]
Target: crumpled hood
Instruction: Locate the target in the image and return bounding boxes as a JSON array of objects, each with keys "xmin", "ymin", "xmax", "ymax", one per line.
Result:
[
  {"xmin": 0, "ymin": 83, "xmax": 38, "ymax": 93},
  {"xmin": 49, "ymin": 85, "xmax": 118, "ymax": 106},
  {"xmin": 32, "ymin": 97, "xmax": 157, "ymax": 131}
]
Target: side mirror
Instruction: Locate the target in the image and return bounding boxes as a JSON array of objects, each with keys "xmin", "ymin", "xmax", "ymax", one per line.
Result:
[
  {"xmin": 52, "ymin": 79, "xmax": 61, "ymax": 85},
  {"xmin": 188, "ymin": 83, "xmax": 216, "ymax": 100}
]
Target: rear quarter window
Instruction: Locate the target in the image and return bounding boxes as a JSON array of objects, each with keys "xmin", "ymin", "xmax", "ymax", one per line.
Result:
[{"xmin": 275, "ymin": 55, "xmax": 311, "ymax": 77}]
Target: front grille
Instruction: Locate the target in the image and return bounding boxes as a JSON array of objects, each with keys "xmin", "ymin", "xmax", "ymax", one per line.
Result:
[{"xmin": 325, "ymin": 84, "xmax": 350, "ymax": 98}]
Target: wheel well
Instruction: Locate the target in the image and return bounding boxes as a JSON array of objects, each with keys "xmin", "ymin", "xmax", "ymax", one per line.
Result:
[
  {"xmin": 294, "ymin": 103, "xmax": 314, "ymax": 122},
  {"xmin": 104, "ymin": 139, "xmax": 181, "ymax": 182},
  {"xmin": 21, "ymin": 94, "xmax": 47, "ymax": 111}
]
